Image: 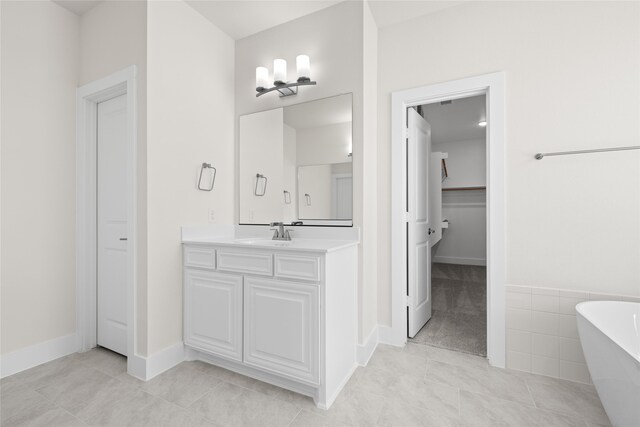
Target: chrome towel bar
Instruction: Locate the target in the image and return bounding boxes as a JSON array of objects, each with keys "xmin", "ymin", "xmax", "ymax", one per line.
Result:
[
  {"xmin": 535, "ymin": 146, "xmax": 640, "ymax": 160},
  {"xmin": 254, "ymin": 173, "xmax": 267, "ymax": 196},
  {"xmin": 197, "ymin": 163, "xmax": 216, "ymax": 191}
]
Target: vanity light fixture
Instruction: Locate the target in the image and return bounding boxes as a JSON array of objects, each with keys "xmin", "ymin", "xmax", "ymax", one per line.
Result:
[
  {"xmin": 478, "ymin": 120, "xmax": 487, "ymax": 127},
  {"xmin": 255, "ymin": 54, "xmax": 317, "ymax": 98}
]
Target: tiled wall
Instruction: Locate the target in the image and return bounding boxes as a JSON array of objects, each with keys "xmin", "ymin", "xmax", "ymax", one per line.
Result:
[{"xmin": 506, "ymin": 285, "xmax": 640, "ymax": 384}]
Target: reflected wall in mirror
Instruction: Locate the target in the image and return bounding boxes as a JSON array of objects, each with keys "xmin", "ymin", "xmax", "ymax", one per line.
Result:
[{"xmin": 239, "ymin": 93, "xmax": 353, "ymax": 226}]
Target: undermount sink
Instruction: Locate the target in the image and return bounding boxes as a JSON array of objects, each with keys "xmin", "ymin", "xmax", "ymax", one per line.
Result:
[{"xmin": 232, "ymin": 238, "xmax": 293, "ymax": 246}]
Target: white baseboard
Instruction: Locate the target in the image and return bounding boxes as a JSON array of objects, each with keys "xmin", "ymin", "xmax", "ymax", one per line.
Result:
[
  {"xmin": 191, "ymin": 348, "xmax": 317, "ymax": 397},
  {"xmin": 356, "ymin": 326, "xmax": 378, "ymax": 366},
  {"xmin": 378, "ymin": 325, "xmax": 405, "ymax": 347},
  {"xmin": 321, "ymin": 363, "xmax": 358, "ymax": 410},
  {"xmin": 127, "ymin": 342, "xmax": 185, "ymax": 381},
  {"xmin": 127, "ymin": 354, "xmax": 148, "ymax": 380},
  {"xmin": 1, "ymin": 333, "xmax": 79, "ymax": 378},
  {"xmin": 434, "ymin": 256, "xmax": 487, "ymax": 266}
]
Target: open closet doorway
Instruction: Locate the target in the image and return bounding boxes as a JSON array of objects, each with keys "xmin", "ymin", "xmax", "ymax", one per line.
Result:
[
  {"xmin": 390, "ymin": 72, "xmax": 505, "ymax": 367},
  {"xmin": 407, "ymin": 95, "xmax": 488, "ymax": 357}
]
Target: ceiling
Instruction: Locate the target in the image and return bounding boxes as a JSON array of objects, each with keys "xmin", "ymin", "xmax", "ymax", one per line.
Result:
[
  {"xmin": 188, "ymin": 0, "xmax": 466, "ymax": 39},
  {"xmin": 284, "ymin": 94, "xmax": 352, "ymax": 130},
  {"xmin": 422, "ymin": 94, "xmax": 486, "ymax": 145},
  {"xmin": 52, "ymin": 1, "xmax": 468, "ymax": 40},
  {"xmin": 52, "ymin": 0, "xmax": 101, "ymax": 15},
  {"xmin": 368, "ymin": 1, "xmax": 464, "ymax": 28},
  {"xmin": 186, "ymin": 0, "xmax": 343, "ymax": 40}
]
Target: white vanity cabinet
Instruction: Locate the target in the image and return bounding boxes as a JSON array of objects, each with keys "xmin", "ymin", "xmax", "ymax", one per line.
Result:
[
  {"xmin": 244, "ymin": 276, "xmax": 320, "ymax": 385},
  {"xmin": 183, "ymin": 269, "xmax": 243, "ymax": 361},
  {"xmin": 182, "ymin": 240, "xmax": 357, "ymax": 409}
]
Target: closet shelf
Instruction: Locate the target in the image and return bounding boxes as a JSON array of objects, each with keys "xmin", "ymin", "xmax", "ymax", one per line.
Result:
[{"xmin": 442, "ymin": 186, "xmax": 486, "ymax": 192}]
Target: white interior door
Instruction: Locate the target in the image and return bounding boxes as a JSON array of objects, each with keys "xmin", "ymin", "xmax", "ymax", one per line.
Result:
[
  {"xmin": 407, "ymin": 108, "xmax": 432, "ymax": 338},
  {"xmin": 97, "ymin": 94, "xmax": 128, "ymax": 356}
]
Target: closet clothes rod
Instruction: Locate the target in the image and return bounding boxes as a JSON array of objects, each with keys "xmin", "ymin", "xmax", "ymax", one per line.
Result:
[
  {"xmin": 442, "ymin": 186, "xmax": 486, "ymax": 191},
  {"xmin": 535, "ymin": 145, "xmax": 640, "ymax": 160}
]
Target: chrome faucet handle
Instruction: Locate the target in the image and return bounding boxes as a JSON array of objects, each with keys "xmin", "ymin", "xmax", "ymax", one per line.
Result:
[
  {"xmin": 284, "ymin": 230, "xmax": 292, "ymax": 241},
  {"xmin": 270, "ymin": 222, "xmax": 285, "ymax": 240}
]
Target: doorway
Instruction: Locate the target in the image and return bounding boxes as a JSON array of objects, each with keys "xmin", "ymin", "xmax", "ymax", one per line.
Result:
[
  {"xmin": 407, "ymin": 95, "xmax": 488, "ymax": 357},
  {"xmin": 389, "ymin": 72, "xmax": 506, "ymax": 367},
  {"xmin": 76, "ymin": 67, "xmax": 137, "ymax": 366}
]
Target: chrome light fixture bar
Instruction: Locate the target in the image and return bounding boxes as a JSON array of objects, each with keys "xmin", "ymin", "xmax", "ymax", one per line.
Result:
[{"xmin": 256, "ymin": 55, "xmax": 317, "ymax": 98}]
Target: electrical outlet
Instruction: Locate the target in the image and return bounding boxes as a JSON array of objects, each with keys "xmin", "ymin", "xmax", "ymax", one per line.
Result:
[{"xmin": 208, "ymin": 209, "xmax": 216, "ymax": 223}]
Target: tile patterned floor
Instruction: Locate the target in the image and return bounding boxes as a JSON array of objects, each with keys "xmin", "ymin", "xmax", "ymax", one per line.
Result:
[
  {"xmin": 0, "ymin": 344, "xmax": 609, "ymax": 426},
  {"xmin": 410, "ymin": 263, "xmax": 487, "ymax": 356}
]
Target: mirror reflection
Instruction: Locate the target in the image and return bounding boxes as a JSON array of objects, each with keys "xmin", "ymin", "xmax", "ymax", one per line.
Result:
[{"xmin": 239, "ymin": 93, "xmax": 353, "ymax": 225}]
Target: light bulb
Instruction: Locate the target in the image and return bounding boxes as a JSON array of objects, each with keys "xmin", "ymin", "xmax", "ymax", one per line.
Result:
[
  {"xmin": 296, "ymin": 55, "xmax": 310, "ymax": 82},
  {"xmin": 256, "ymin": 67, "xmax": 269, "ymax": 91},
  {"xmin": 273, "ymin": 59, "xmax": 287, "ymax": 85},
  {"xmin": 478, "ymin": 120, "xmax": 487, "ymax": 127}
]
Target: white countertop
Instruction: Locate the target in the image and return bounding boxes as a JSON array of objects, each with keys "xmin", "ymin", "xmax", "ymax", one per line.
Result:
[
  {"xmin": 183, "ymin": 237, "xmax": 358, "ymax": 253},
  {"xmin": 181, "ymin": 225, "xmax": 360, "ymax": 253}
]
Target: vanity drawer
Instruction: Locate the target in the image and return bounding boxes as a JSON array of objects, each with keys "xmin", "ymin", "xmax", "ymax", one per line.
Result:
[
  {"xmin": 184, "ymin": 246, "xmax": 216, "ymax": 269},
  {"xmin": 274, "ymin": 254, "xmax": 321, "ymax": 282},
  {"xmin": 217, "ymin": 249, "xmax": 273, "ymax": 276}
]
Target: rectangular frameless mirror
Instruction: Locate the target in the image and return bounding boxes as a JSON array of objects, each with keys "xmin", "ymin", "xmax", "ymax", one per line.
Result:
[{"xmin": 239, "ymin": 93, "xmax": 353, "ymax": 226}]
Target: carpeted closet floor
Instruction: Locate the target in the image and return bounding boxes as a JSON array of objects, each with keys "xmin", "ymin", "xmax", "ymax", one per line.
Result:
[{"xmin": 410, "ymin": 263, "xmax": 487, "ymax": 356}]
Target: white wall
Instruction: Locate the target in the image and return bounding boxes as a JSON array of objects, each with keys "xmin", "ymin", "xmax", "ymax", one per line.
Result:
[
  {"xmin": 79, "ymin": 0, "xmax": 149, "ymax": 356},
  {"xmin": 434, "ymin": 139, "xmax": 486, "ymax": 189},
  {"xmin": 296, "ymin": 122, "xmax": 352, "ymax": 166},
  {"xmin": 437, "ymin": 191, "xmax": 487, "ymax": 266},
  {"xmin": 235, "ymin": 1, "xmax": 380, "ymax": 343},
  {"xmin": 238, "ymin": 108, "xmax": 283, "ymax": 224},
  {"xmin": 433, "ymin": 139, "xmax": 487, "ymax": 265},
  {"xmin": 377, "ymin": 1, "xmax": 640, "ymax": 325},
  {"xmin": 298, "ymin": 165, "xmax": 332, "ymax": 219},
  {"xmin": 146, "ymin": 0, "xmax": 235, "ymax": 355},
  {"xmin": 362, "ymin": 0, "xmax": 378, "ymax": 341},
  {"xmin": 283, "ymin": 124, "xmax": 297, "ymax": 222},
  {"xmin": 1, "ymin": 1, "xmax": 80, "ymax": 354}
]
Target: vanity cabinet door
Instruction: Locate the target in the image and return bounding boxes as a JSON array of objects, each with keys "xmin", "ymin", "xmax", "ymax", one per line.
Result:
[
  {"xmin": 244, "ymin": 277, "xmax": 320, "ymax": 385},
  {"xmin": 184, "ymin": 269, "xmax": 243, "ymax": 361}
]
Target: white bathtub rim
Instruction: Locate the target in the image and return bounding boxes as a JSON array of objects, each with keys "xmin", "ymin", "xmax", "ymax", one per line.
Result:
[{"xmin": 576, "ymin": 301, "xmax": 640, "ymax": 365}]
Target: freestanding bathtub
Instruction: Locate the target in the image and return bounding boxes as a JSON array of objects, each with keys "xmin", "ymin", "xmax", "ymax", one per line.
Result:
[{"xmin": 576, "ymin": 301, "xmax": 640, "ymax": 427}]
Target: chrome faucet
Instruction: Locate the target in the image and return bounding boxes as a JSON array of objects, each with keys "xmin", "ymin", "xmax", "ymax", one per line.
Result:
[{"xmin": 269, "ymin": 222, "xmax": 291, "ymax": 241}]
